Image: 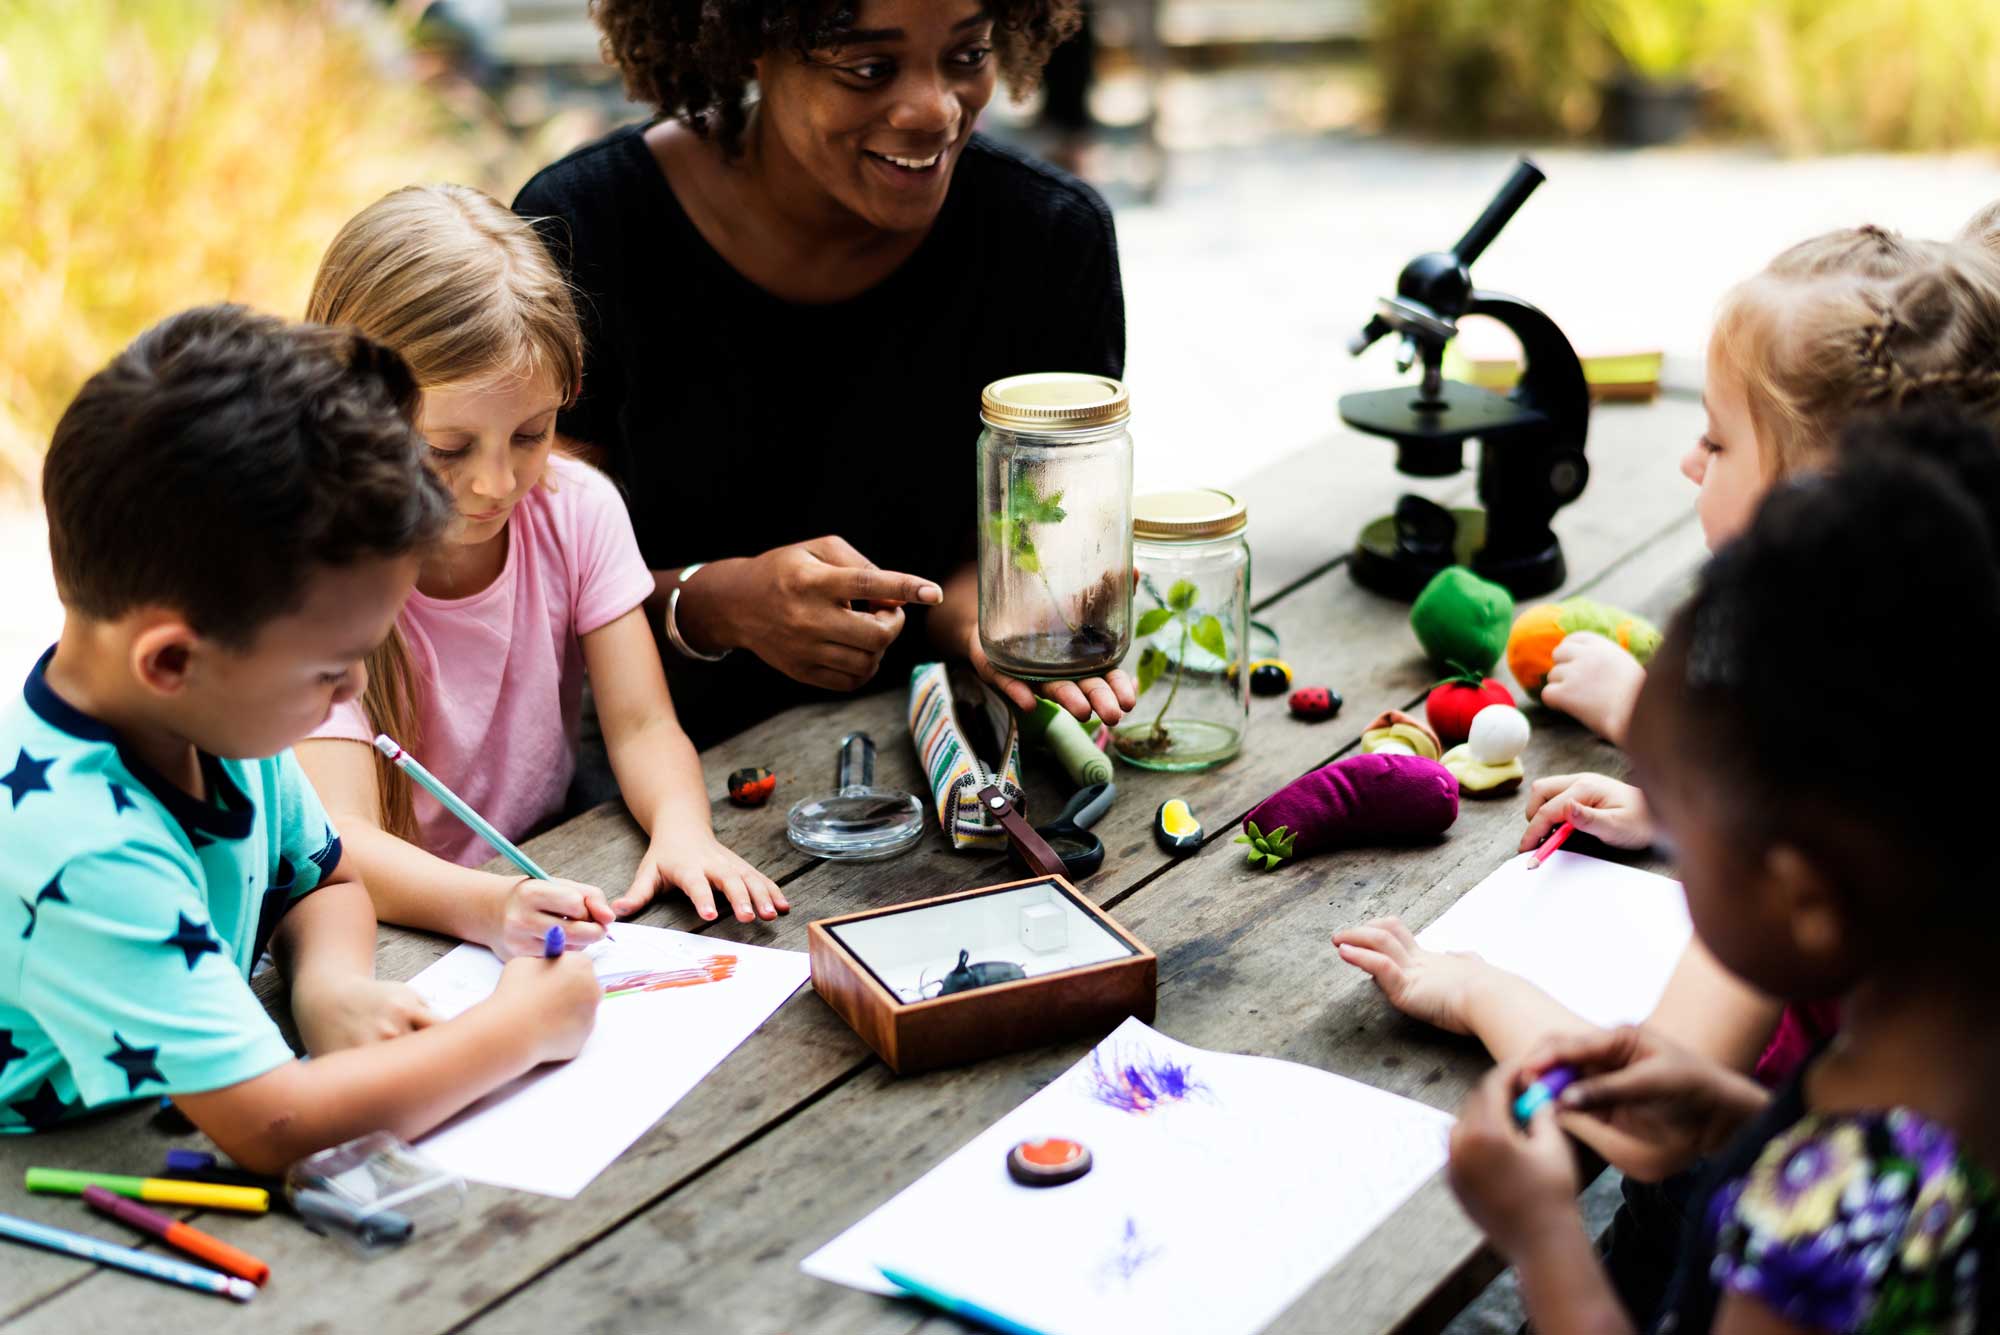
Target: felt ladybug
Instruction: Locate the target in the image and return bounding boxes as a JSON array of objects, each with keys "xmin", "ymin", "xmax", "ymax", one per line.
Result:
[
  {"xmin": 1288, "ymin": 686, "xmax": 1342, "ymax": 721},
  {"xmin": 1246, "ymin": 659, "xmax": 1294, "ymax": 696},
  {"xmin": 1424, "ymin": 670, "xmax": 1514, "ymax": 747},
  {"xmin": 727, "ymin": 766, "xmax": 777, "ymax": 808}
]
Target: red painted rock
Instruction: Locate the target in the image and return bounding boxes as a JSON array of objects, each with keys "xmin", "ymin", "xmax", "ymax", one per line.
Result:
[
  {"xmin": 1288, "ymin": 686, "xmax": 1343, "ymax": 721},
  {"xmin": 727, "ymin": 766, "xmax": 777, "ymax": 808}
]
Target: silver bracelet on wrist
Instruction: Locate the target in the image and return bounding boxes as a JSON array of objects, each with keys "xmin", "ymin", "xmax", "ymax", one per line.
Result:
[{"xmin": 665, "ymin": 561, "xmax": 731, "ymax": 663}]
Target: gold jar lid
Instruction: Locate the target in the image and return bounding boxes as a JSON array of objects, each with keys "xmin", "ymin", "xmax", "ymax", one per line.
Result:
[
  {"xmin": 980, "ymin": 372, "xmax": 1130, "ymax": 432},
  {"xmin": 1133, "ymin": 489, "xmax": 1247, "ymax": 541}
]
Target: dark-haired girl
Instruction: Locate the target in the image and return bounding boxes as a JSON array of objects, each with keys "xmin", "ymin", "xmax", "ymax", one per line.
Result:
[
  {"xmin": 1447, "ymin": 418, "xmax": 2000, "ymax": 1333},
  {"xmin": 513, "ymin": 0, "xmax": 1132, "ymax": 746}
]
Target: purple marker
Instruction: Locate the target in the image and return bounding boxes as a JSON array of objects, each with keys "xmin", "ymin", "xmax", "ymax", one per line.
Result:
[
  {"xmin": 1513, "ymin": 1065, "xmax": 1578, "ymax": 1126},
  {"xmin": 543, "ymin": 923, "xmax": 566, "ymax": 958}
]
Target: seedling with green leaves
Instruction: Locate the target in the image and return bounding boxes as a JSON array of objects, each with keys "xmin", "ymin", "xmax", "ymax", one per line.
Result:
[
  {"xmin": 1122, "ymin": 579, "xmax": 1226, "ymax": 754},
  {"xmin": 987, "ymin": 480, "xmax": 1078, "ymax": 633},
  {"xmin": 1235, "ymin": 821, "xmax": 1296, "ymax": 871}
]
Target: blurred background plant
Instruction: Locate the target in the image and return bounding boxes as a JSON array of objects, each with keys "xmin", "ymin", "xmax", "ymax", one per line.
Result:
[
  {"xmin": 1372, "ymin": 0, "xmax": 2000, "ymax": 151},
  {"xmin": 0, "ymin": 0, "xmax": 581, "ymax": 497}
]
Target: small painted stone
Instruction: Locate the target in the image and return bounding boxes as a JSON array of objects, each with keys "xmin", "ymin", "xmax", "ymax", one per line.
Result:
[
  {"xmin": 1247, "ymin": 659, "xmax": 1294, "ymax": 696},
  {"xmin": 1288, "ymin": 686, "xmax": 1342, "ymax": 721},
  {"xmin": 727, "ymin": 766, "xmax": 777, "ymax": 808},
  {"xmin": 1007, "ymin": 1138, "xmax": 1093, "ymax": 1187},
  {"xmin": 1154, "ymin": 799, "xmax": 1203, "ymax": 855}
]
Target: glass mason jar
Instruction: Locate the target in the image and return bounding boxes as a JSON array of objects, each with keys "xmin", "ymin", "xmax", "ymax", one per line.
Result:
[
  {"xmin": 976, "ymin": 373, "xmax": 1134, "ymax": 681},
  {"xmin": 1112, "ymin": 490, "xmax": 1251, "ymax": 772}
]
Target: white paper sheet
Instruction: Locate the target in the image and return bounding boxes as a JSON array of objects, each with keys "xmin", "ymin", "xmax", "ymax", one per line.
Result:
[
  {"xmin": 801, "ymin": 1017, "xmax": 1453, "ymax": 1335},
  {"xmin": 406, "ymin": 924, "xmax": 808, "ymax": 1197},
  {"xmin": 1417, "ymin": 849, "xmax": 1692, "ymax": 1030}
]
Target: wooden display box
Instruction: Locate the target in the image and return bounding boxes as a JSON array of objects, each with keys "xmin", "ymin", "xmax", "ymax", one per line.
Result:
[{"xmin": 808, "ymin": 875, "xmax": 1157, "ymax": 1075}]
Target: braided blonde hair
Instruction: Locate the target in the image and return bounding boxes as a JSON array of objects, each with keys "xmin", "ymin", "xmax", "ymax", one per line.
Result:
[
  {"xmin": 1713, "ymin": 222, "xmax": 2000, "ymax": 479},
  {"xmin": 306, "ymin": 184, "xmax": 585, "ymax": 841}
]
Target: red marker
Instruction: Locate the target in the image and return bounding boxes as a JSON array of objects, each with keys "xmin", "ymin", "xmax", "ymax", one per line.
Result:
[
  {"xmin": 82, "ymin": 1185, "xmax": 271, "ymax": 1286},
  {"xmin": 1529, "ymin": 820, "xmax": 1575, "ymax": 869}
]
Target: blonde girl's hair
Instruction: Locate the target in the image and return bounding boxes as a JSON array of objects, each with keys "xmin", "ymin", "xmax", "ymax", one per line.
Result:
[
  {"xmin": 306, "ymin": 183, "xmax": 585, "ymax": 841},
  {"xmin": 1712, "ymin": 224, "xmax": 2000, "ymax": 480}
]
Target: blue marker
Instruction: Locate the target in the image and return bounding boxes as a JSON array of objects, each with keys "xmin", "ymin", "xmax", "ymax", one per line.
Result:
[
  {"xmin": 878, "ymin": 1266, "xmax": 1051, "ymax": 1335},
  {"xmin": 1513, "ymin": 1065, "xmax": 1579, "ymax": 1126},
  {"xmin": 543, "ymin": 923, "xmax": 566, "ymax": 958},
  {"xmin": 0, "ymin": 1209, "xmax": 256, "ymax": 1302}
]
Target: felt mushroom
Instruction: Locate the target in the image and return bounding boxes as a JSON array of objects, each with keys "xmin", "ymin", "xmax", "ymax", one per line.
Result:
[
  {"xmin": 1359, "ymin": 709, "xmax": 1442, "ymax": 761},
  {"xmin": 1440, "ymin": 704, "xmax": 1531, "ymax": 796}
]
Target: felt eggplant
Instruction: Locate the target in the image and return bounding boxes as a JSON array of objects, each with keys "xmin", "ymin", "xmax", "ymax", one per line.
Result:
[{"xmin": 1242, "ymin": 752, "xmax": 1458, "ymax": 861}]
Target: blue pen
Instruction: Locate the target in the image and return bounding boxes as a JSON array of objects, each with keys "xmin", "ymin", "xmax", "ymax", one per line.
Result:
[
  {"xmin": 878, "ymin": 1265, "xmax": 1051, "ymax": 1335},
  {"xmin": 0, "ymin": 1209, "xmax": 256, "ymax": 1302},
  {"xmin": 1513, "ymin": 1064, "xmax": 1579, "ymax": 1126},
  {"xmin": 374, "ymin": 735, "xmax": 553, "ymax": 880},
  {"xmin": 543, "ymin": 923, "xmax": 566, "ymax": 958}
]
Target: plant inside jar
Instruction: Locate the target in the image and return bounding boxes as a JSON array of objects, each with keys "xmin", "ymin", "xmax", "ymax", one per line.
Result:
[
  {"xmin": 986, "ymin": 482, "xmax": 1121, "ymax": 673},
  {"xmin": 1118, "ymin": 579, "xmax": 1225, "ymax": 757}
]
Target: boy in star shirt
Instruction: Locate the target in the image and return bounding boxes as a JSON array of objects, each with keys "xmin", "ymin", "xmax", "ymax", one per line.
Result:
[{"xmin": 0, "ymin": 305, "xmax": 599, "ymax": 1171}]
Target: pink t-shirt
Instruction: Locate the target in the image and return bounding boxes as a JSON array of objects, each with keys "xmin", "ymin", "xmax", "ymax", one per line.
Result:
[{"xmin": 313, "ymin": 455, "xmax": 654, "ymax": 866}]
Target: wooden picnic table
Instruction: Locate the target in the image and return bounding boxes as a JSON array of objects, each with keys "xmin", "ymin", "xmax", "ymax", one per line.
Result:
[{"xmin": 0, "ymin": 391, "xmax": 1708, "ymax": 1335}]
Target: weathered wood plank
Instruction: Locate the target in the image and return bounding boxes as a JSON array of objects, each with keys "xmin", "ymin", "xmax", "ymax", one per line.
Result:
[{"xmin": 0, "ymin": 399, "xmax": 1703, "ymax": 1333}]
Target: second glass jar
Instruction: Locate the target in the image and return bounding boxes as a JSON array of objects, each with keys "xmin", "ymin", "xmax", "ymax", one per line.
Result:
[{"xmin": 1112, "ymin": 490, "xmax": 1251, "ymax": 772}]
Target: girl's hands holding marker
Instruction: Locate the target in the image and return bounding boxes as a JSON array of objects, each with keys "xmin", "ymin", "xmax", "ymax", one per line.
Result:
[
  {"xmin": 1519, "ymin": 774, "xmax": 1654, "ymax": 853},
  {"xmin": 1447, "ymin": 1059, "xmax": 1583, "ymax": 1257},
  {"xmin": 1519, "ymin": 1026, "xmax": 1770, "ymax": 1182},
  {"xmin": 625, "ymin": 827, "xmax": 788, "ymax": 924},
  {"xmin": 492, "ymin": 951, "xmax": 601, "ymax": 1063},
  {"xmin": 498, "ymin": 877, "xmax": 616, "ymax": 958}
]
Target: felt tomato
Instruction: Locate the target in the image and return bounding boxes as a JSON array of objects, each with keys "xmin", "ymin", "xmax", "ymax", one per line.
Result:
[{"xmin": 1424, "ymin": 673, "xmax": 1514, "ymax": 746}]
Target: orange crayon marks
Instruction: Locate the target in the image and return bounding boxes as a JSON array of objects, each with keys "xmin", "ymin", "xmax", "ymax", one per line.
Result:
[{"xmin": 600, "ymin": 955, "xmax": 739, "ymax": 999}]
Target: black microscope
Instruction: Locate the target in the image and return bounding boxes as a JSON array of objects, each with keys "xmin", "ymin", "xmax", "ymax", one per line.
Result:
[{"xmin": 1340, "ymin": 158, "xmax": 1590, "ymax": 600}]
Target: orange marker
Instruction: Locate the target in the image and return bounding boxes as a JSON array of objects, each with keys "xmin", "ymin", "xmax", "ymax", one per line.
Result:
[{"xmin": 82, "ymin": 1186, "xmax": 271, "ymax": 1286}]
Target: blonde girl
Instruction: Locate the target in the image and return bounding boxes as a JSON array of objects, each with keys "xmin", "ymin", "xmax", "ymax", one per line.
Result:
[
  {"xmin": 1337, "ymin": 216, "xmax": 2000, "ymax": 1170},
  {"xmin": 299, "ymin": 185, "xmax": 785, "ymax": 958}
]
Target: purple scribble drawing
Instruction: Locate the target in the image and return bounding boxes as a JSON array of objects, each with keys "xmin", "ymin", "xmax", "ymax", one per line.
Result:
[
  {"xmin": 1094, "ymin": 1217, "xmax": 1164, "ymax": 1291},
  {"xmin": 1082, "ymin": 1044, "xmax": 1216, "ymax": 1115}
]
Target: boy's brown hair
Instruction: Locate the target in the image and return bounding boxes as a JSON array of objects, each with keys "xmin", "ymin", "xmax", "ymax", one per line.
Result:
[{"xmin": 43, "ymin": 304, "xmax": 450, "ymax": 648}]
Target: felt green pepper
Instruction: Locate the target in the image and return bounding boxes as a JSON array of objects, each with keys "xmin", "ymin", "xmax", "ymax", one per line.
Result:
[{"xmin": 1410, "ymin": 566, "xmax": 1515, "ymax": 675}]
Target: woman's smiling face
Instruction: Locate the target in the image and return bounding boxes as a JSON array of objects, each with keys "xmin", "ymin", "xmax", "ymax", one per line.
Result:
[{"xmin": 754, "ymin": 0, "xmax": 997, "ymax": 234}]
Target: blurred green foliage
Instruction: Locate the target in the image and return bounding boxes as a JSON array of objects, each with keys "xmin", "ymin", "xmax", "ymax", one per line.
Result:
[
  {"xmin": 1373, "ymin": 0, "xmax": 2000, "ymax": 151},
  {"xmin": 0, "ymin": 0, "xmax": 499, "ymax": 494}
]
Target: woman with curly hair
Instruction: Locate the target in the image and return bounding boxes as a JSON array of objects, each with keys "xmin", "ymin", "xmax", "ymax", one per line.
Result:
[{"xmin": 513, "ymin": 0, "xmax": 1132, "ymax": 747}]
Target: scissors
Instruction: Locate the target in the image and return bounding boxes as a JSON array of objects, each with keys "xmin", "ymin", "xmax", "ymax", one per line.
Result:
[{"xmin": 1020, "ymin": 782, "xmax": 1116, "ymax": 881}]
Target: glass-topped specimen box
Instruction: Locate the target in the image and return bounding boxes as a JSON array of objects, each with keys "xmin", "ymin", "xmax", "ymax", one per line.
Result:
[{"xmin": 808, "ymin": 875, "xmax": 1157, "ymax": 1075}]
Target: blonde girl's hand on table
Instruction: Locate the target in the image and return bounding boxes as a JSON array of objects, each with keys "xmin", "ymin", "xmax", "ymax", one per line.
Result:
[
  {"xmin": 1520, "ymin": 773, "xmax": 1654, "ymax": 852},
  {"xmin": 1539, "ymin": 631, "xmax": 1647, "ymax": 745},
  {"xmin": 623, "ymin": 826, "xmax": 788, "ymax": 924}
]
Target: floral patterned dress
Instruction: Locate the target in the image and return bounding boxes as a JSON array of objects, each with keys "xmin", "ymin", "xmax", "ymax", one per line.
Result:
[{"xmin": 1661, "ymin": 1081, "xmax": 1996, "ymax": 1333}]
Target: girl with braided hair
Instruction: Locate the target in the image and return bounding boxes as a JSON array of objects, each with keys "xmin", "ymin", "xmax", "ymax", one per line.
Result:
[
  {"xmin": 512, "ymin": 0, "xmax": 1131, "ymax": 747},
  {"xmin": 1335, "ymin": 213, "xmax": 2000, "ymax": 1323}
]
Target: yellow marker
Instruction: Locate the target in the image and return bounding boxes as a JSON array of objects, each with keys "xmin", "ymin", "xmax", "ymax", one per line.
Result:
[{"xmin": 25, "ymin": 1168, "xmax": 269, "ymax": 1214}]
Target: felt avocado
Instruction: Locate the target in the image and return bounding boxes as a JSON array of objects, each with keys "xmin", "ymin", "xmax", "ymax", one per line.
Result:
[
  {"xmin": 1359, "ymin": 709, "xmax": 1442, "ymax": 761},
  {"xmin": 1507, "ymin": 598, "xmax": 1663, "ymax": 698},
  {"xmin": 1154, "ymin": 799, "xmax": 1203, "ymax": 855},
  {"xmin": 1410, "ymin": 566, "xmax": 1516, "ymax": 675}
]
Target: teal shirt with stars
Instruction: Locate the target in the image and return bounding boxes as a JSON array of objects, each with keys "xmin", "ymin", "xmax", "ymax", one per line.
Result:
[{"xmin": 0, "ymin": 651, "xmax": 341, "ymax": 1130}]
